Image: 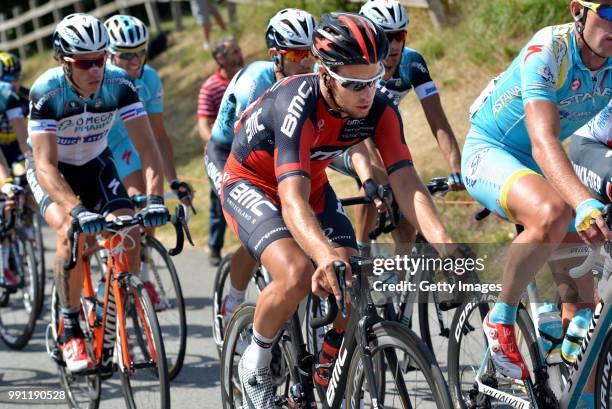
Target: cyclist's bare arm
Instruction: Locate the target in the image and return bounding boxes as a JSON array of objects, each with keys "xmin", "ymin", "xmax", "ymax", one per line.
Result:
[
  {"xmin": 278, "ymin": 175, "xmax": 345, "ymax": 298},
  {"xmin": 148, "ymin": 112, "xmax": 179, "ymax": 183},
  {"xmin": 125, "ymin": 115, "xmax": 164, "ymax": 197},
  {"xmin": 389, "ymin": 166, "xmax": 453, "ymax": 249},
  {"xmin": 197, "ymin": 117, "xmax": 214, "ymax": 146},
  {"xmin": 9, "ymin": 117, "xmax": 29, "ymax": 158},
  {"xmin": 420, "ymin": 93, "xmax": 462, "ymax": 174},
  {"xmin": 349, "ymin": 141, "xmax": 386, "ymax": 211},
  {"xmin": 31, "ymin": 133, "xmax": 79, "ymax": 211},
  {"xmin": 0, "ymin": 150, "xmax": 11, "ymax": 181}
]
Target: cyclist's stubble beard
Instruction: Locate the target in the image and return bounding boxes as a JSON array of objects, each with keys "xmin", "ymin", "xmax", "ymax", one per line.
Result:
[
  {"xmin": 581, "ymin": 13, "xmax": 612, "ymax": 60},
  {"xmin": 327, "ymin": 78, "xmax": 375, "ymax": 119}
]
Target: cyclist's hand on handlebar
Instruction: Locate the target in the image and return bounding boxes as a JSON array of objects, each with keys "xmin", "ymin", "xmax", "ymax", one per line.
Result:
[
  {"xmin": 447, "ymin": 172, "xmax": 465, "ymax": 191},
  {"xmin": 312, "ymin": 254, "xmax": 350, "ymax": 302},
  {"xmin": 363, "ymin": 179, "xmax": 393, "ymax": 213},
  {"xmin": 170, "ymin": 179, "xmax": 194, "ymax": 206},
  {"xmin": 575, "ymin": 198, "xmax": 610, "ymax": 245},
  {"xmin": 137, "ymin": 195, "xmax": 170, "ymax": 227},
  {"xmin": 70, "ymin": 203, "xmax": 105, "ymax": 235}
]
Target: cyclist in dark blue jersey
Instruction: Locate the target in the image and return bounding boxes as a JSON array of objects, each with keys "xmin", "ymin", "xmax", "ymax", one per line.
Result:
[
  {"xmin": 0, "ymin": 52, "xmax": 29, "ymax": 167},
  {"xmin": 27, "ymin": 14, "xmax": 169, "ymax": 373}
]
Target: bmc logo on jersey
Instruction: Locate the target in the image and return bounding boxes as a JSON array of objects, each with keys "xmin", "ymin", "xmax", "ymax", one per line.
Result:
[
  {"xmin": 280, "ymin": 82, "xmax": 312, "ymax": 138},
  {"xmin": 245, "ymin": 108, "xmax": 264, "ymax": 142},
  {"xmin": 229, "ymin": 182, "xmax": 276, "ymax": 217}
]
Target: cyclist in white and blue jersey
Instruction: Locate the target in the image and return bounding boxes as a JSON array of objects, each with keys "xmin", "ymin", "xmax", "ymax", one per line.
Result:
[
  {"xmin": 27, "ymin": 14, "xmax": 169, "ymax": 373},
  {"xmin": 328, "ymin": 0, "xmax": 463, "ymax": 254},
  {"xmin": 206, "ymin": 8, "xmax": 316, "ymax": 327},
  {"xmin": 104, "ymin": 15, "xmax": 193, "ymax": 207},
  {"xmin": 462, "ymin": 2, "xmax": 612, "ymax": 396},
  {"xmin": 570, "ymin": 100, "xmax": 611, "ymax": 204}
]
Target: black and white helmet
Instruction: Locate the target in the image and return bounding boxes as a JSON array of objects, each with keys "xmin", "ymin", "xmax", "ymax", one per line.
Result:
[
  {"xmin": 360, "ymin": 0, "xmax": 408, "ymax": 32},
  {"xmin": 53, "ymin": 13, "xmax": 109, "ymax": 57},
  {"xmin": 266, "ymin": 8, "xmax": 316, "ymax": 50}
]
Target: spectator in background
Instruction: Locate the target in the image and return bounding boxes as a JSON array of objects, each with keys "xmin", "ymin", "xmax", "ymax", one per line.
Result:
[
  {"xmin": 189, "ymin": 0, "xmax": 228, "ymax": 50},
  {"xmin": 197, "ymin": 36, "xmax": 243, "ymax": 266}
]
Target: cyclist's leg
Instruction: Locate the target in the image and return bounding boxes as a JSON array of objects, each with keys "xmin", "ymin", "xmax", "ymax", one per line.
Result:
[
  {"xmin": 27, "ymin": 159, "xmax": 92, "ymax": 371},
  {"xmin": 206, "ymin": 140, "xmax": 255, "ymax": 314},
  {"xmin": 463, "ymin": 130, "xmax": 572, "ymax": 379}
]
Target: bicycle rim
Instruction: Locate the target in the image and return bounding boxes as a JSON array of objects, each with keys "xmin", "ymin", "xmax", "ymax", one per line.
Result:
[
  {"xmin": 143, "ymin": 235, "xmax": 187, "ymax": 380},
  {"xmin": 119, "ymin": 275, "xmax": 170, "ymax": 409},
  {"xmin": 0, "ymin": 238, "xmax": 39, "ymax": 349},
  {"xmin": 32, "ymin": 208, "xmax": 46, "ymax": 316},
  {"xmin": 447, "ymin": 296, "xmax": 541, "ymax": 409},
  {"xmin": 345, "ymin": 321, "xmax": 452, "ymax": 409}
]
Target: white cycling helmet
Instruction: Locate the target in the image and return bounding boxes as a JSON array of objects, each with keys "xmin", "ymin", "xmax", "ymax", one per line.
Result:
[
  {"xmin": 266, "ymin": 8, "xmax": 316, "ymax": 50},
  {"xmin": 360, "ymin": 0, "xmax": 408, "ymax": 32},
  {"xmin": 53, "ymin": 13, "xmax": 109, "ymax": 57},
  {"xmin": 105, "ymin": 15, "xmax": 149, "ymax": 52}
]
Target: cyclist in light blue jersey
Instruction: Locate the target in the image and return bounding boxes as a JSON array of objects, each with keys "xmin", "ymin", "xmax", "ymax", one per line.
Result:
[
  {"xmin": 462, "ymin": 2, "xmax": 612, "ymax": 396},
  {"xmin": 327, "ymin": 0, "xmax": 463, "ymax": 255},
  {"xmin": 206, "ymin": 8, "xmax": 317, "ymax": 327},
  {"xmin": 27, "ymin": 14, "xmax": 168, "ymax": 373},
  {"xmin": 104, "ymin": 15, "xmax": 193, "ymax": 206}
]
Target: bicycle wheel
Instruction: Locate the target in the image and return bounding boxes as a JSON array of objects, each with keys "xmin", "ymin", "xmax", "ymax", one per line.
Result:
[
  {"xmin": 0, "ymin": 238, "xmax": 39, "ymax": 349},
  {"xmin": 142, "ymin": 235, "xmax": 186, "ymax": 380},
  {"xmin": 212, "ymin": 254, "xmax": 264, "ymax": 357},
  {"xmin": 118, "ymin": 275, "xmax": 170, "ymax": 409},
  {"xmin": 220, "ymin": 304, "xmax": 293, "ymax": 408},
  {"xmin": 31, "ymin": 207, "xmax": 46, "ymax": 316},
  {"xmin": 447, "ymin": 295, "xmax": 542, "ymax": 409},
  {"xmin": 48, "ymin": 285, "xmax": 101, "ymax": 409},
  {"xmin": 345, "ymin": 321, "xmax": 452, "ymax": 409},
  {"xmin": 417, "ymin": 278, "xmax": 455, "ymax": 363},
  {"xmin": 596, "ymin": 328, "xmax": 612, "ymax": 409}
]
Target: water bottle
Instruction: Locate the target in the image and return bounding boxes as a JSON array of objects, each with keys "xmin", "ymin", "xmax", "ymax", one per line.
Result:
[
  {"xmin": 95, "ymin": 276, "xmax": 106, "ymax": 324},
  {"xmin": 562, "ymin": 308, "xmax": 593, "ymax": 366},
  {"xmin": 536, "ymin": 302, "xmax": 563, "ymax": 364}
]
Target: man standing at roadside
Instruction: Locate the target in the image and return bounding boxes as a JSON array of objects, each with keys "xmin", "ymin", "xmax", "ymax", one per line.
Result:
[{"xmin": 197, "ymin": 36, "xmax": 243, "ymax": 265}]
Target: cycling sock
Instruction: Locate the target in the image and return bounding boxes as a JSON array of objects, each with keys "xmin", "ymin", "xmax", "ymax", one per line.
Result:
[
  {"xmin": 489, "ymin": 302, "xmax": 517, "ymax": 324},
  {"xmin": 356, "ymin": 241, "xmax": 370, "ymax": 257},
  {"xmin": 61, "ymin": 307, "xmax": 83, "ymax": 343},
  {"xmin": 226, "ymin": 284, "xmax": 246, "ymax": 314},
  {"xmin": 577, "ymin": 392, "xmax": 594, "ymax": 409},
  {"xmin": 243, "ymin": 328, "xmax": 275, "ymax": 369}
]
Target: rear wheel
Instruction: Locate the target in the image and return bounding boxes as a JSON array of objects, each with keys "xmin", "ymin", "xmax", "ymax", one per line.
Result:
[
  {"xmin": 0, "ymin": 238, "xmax": 39, "ymax": 349},
  {"xmin": 142, "ymin": 235, "xmax": 186, "ymax": 380},
  {"xmin": 596, "ymin": 328, "xmax": 612, "ymax": 409}
]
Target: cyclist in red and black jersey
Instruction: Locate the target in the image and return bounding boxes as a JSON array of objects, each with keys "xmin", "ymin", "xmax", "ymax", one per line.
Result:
[{"xmin": 221, "ymin": 13, "xmax": 456, "ymax": 407}]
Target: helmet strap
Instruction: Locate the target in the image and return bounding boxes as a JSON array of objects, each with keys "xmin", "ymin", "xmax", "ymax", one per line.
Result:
[
  {"xmin": 321, "ymin": 71, "xmax": 346, "ymax": 116},
  {"xmin": 575, "ymin": 17, "xmax": 607, "ymax": 61}
]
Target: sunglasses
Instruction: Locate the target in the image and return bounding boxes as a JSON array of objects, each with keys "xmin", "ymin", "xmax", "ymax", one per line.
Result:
[
  {"xmin": 386, "ymin": 30, "xmax": 407, "ymax": 43},
  {"xmin": 325, "ymin": 65, "xmax": 385, "ymax": 92},
  {"xmin": 279, "ymin": 49, "xmax": 313, "ymax": 63},
  {"xmin": 64, "ymin": 54, "xmax": 107, "ymax": 70},
  {"xmin": 577, "ymin": 0, "xmax": 612, "ymax": 22},
  {"xmin": 116, "ymin": 49, "xmax": 148, "ymax": 61}
]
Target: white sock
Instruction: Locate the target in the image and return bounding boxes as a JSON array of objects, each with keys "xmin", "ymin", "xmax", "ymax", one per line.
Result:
[
  {"xmin": 243, "ymin": 328, "xmax": 275, "ymax": 369},
  {"xmin": 226, "ymin": 284, "xmax": 246, "ymax": 314}
]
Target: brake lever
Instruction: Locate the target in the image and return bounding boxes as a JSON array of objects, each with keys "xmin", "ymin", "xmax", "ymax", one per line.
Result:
[{"xmin": 178, "ymin": 204, "xmax": 194, "ymax": 246}]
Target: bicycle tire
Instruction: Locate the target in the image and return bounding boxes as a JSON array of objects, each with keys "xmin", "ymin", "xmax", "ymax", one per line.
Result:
[
  {"xmin": 49, "ymin": 284, "xmax": 101, "ymax": 409},
  {"xmin": 596, "ymin": 328, "xmax": 612, "ymax": 409},
  {"xmin": 212, "ymin": 251, "xmax": 234, "ymax": 356},
  {"xmin": 119, "ymin": 275, "xmax": 170, "ymax": 409},
  {"xmin": 0, "ymin": 238, "xmax": 39, "ymax": 349},
  {"xmin": 345, "ymin": 321, "xmax": 452, "ymax": 409},
  {"xmin": 32, "ymin": 208, "xmax": 46, "ymax": 316},
  {"xmin": 220, "ymin": 303, "xmax": 255, "ymax": 408},
  {"xmin": 143, "ymin": 235, "xmax": 187, "ymax": 380},
  {"xmin": 447, "ymin": 295, "xmax": 542, "ymax": 409}
]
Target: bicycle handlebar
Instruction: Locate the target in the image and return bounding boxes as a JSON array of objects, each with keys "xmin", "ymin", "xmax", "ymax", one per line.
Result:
[
  {"xmin": 569, "ymin": 204, "xmax": 612, "ymax": 278},
  {"xmin": 64, "ymin": 205, "xmax": 193, "ymax": 271},
  {"xmin": 309, "ymin": 261, "xmax": 346, "ymax": 329}
]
